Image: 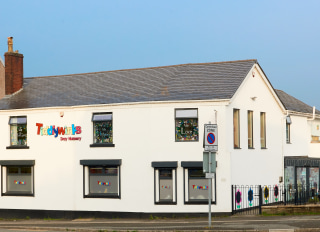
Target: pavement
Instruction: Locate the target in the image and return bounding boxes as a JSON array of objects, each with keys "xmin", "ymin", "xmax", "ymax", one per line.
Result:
[{"xmin": 0, "ymin": 214, "xmax": 320, "ymax": 231}]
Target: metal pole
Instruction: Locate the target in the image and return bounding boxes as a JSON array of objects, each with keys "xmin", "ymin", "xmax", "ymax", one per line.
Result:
[{"xmin": 208, "ymin": 151, "xmax": 212, "ymax": 227}]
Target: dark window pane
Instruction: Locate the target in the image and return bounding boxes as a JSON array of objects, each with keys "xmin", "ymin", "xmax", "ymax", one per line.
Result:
[
  {"xmin": 90, "ymin": 168, "xmax": 103, "ymax": 174},
  {"xmin": 20, "ymin": 167, "xmax": 31, "ymax": 174},
  {"xmin": 175, "ymin": 119, "xmax": 198, "ymax": 141},
  {"xmin": 93, "ymin": 121, "xmax": 113, "ymax": 143},
  {"xmin": 189, "ymin": 169, "xmax": 204, "ymax": 178},
  {"xmin": 8, "ymin": 167, "xmax": 19, "ymax": 174},
  {"xmin": 159, "ymin": 169, "xmax": 172, "ymax": 179},
  {"xmin": 105, "ymin": 167, "xmax": 118, "ymax": 175}
]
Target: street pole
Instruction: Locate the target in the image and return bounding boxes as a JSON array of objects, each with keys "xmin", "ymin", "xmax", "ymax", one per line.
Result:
[{"xmin": 208, "ymin": 150, "xmax": 212, "ymax": 227}]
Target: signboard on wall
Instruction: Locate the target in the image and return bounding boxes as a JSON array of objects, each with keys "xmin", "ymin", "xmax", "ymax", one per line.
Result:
[{"xmin": 204, "ymin": 124, "xmax": 218, "ymax": 152}]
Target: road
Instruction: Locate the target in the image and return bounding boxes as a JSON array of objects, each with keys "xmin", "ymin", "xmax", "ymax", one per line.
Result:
[{"xmin": 0, "ymin": 215, "xmax": 320, "ymax": 231}]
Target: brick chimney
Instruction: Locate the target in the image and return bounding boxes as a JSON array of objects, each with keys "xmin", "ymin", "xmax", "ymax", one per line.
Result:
[
  {"xmin": 4, "ymin": 37, "xmax": 23, "ymax": 95},
  {"xmin": 0, "ymin": 56, "xmax": 4, "ymax": 98}
]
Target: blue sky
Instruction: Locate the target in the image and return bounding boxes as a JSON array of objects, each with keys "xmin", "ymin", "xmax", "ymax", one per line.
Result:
[{"xmin": 1, "ymin": 1, "xmax": 320, "ymax": 109}]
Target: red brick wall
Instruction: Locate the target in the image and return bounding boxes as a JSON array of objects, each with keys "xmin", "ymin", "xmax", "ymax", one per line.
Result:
[{"xmin": 4, "ymin": 52, "xmax": 23, "ymax": 95}]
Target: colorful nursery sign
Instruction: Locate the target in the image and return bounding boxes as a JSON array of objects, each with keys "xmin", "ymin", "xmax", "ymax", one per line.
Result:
[{"xmin": 36, "ymin": 123, "xmax": 82, "ymax": 141}]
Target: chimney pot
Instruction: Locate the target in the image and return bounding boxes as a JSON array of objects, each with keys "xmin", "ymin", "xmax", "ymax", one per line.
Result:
[{"xmin": 7, "ymin": 37, "xmax": 13, "ymax": 53}]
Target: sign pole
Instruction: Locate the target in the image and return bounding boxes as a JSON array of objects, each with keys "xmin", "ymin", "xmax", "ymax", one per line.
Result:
[
  {"xmin": 208, "ymin": 150, "xmax": 212, "ymax": 228},
  {"xmin": 204, "ymin": 121, "xmax": 217, "ymax": 228}
]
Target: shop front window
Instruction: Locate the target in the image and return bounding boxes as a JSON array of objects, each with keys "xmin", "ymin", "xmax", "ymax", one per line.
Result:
[
  {"xmin": 188, "ymin": 168, "xmax": 209, "ymax": 201},
  {"xmin": 181, "ymin": 161, "xmax": 216, "ymax": 204},
  {"xmin": 89, "ymin": 167, "xmax": 119, "ymax": 197},
  {"xmin": 159, "ymin": 169, "xmax": 173, "ymax": 201},
  {"xmin": 80, "ymin": 159, "xmax": 121, "ymax": 198},
  {"xmin": 0, "ymin": 160, "xmax": 35, "ymax": 197},
  {"xmin": 152, "ymin": 161, "xmax": 177, "ymax": 205}
]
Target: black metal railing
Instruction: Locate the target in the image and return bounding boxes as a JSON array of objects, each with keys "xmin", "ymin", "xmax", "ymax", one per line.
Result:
[{"xmin": 232, "ymin": 184, "xmax": 320, "ymax": 215}]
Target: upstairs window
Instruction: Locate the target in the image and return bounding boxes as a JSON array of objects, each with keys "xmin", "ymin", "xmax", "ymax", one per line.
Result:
[
  {"xmin": 286, "ymin": 116, "xmax": 291, "ymax": 143},
  {"xmin": 247, "ymin": 111, "xmax": 253, "ymax": 148},
  {"xmin": 9, "ymin": 116, "xmax": 27, "ymax": 147},
  {"xmin": 233, "ymin": 109, "xmax": 240, "ymax": 148},
  {"xmin": 260, "ymin": 112, "xmax": 266, "ymax": 148},
  {"xmin": 175, "ymin": 109, "xmax": 198, "ymax": 141},
  {"xmin": 311, "ymin": 122, "xmax": 320, "ymax": 143},
  {"xmin": 91, "ymin": 113, "xmax": 114, "ymax": 147}
]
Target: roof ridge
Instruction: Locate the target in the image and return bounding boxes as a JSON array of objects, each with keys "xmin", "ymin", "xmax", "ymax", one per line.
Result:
[{"xmin": 25, "ymin": 59, "xmax": 258, "ymax": 79}]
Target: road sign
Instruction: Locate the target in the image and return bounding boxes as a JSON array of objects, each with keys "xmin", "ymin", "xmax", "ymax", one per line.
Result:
[
  {"xmin": 205, "ymin": 173, "xmax": 215, "ymax": 179},
  {"xmin": 204, "ymin": 124, "xmax": 218, "ymax": 151}
]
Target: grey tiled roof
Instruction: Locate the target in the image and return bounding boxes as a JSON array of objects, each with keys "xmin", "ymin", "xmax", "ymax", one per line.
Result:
[
  {"xmin": 275, "ymin": 89, "xmax": 320, "ymax": 114},
  {"xmin": 0, "ymin": 59, "xmax": 257, "ymax": 110}
]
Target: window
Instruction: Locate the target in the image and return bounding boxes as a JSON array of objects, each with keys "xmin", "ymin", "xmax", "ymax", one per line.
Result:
[
  {"xmin": 260, "ymin": 112, "xmax": 266, "ymax": 148},
  {"xmin": 286, "ymin": 116, "xmax": 291, "ymax": 143},
  {"xmin": 80, "ymin": 159, "xmax": 121, "ymax": 198},
  {"xmin": 311, "ymin": 122, "xmax": 320, "ymax": 143},
  {"xmin": 248, "ymin": 111, "xmax": 253, "ymax": 148},
  {"xmin": 175, "ymin": 109, "xmax": 198, "ymax": 141},
  {"xmin": 0, "ymin": 160, "xmax": 34, "ymax": 196},
  {"xmin": 152, "ymin": 162, "xmax": 177, "ymax": 204},
  {"xmin": 91, "ymin": 113, "xmax": 114, "ymax": 147},
  {"xmin": 181, "ymin": 161, "xmax": 215, "ymax": 204},
  {"xmin": 233, "ymin": 109, "xmax": 240, "ymax": 148},
  {"xmin": 8, "ymin": 116, "xmax": 27, "ymax": 147}
]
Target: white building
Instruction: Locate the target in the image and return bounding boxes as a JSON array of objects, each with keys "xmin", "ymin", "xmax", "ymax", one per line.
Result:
[{"xmin": 0, "ymin": 38, "xmax": 318, "ymax": 218}]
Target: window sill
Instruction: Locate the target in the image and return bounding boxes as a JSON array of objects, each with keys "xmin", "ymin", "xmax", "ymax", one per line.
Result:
[
  {"xmin": 2, "ymin": 192, "xmax": 33, "ymax": 197},
  {"xmin": 184, "ymin": 201, "xmax": 215, "ymax": 205},
  {"xmin": 234, "ymin": 147, "xmax": 241, "ymax": 149},
  {"xmin": 155, "ymin": 201, "xmax": 177, "ymax": 205},
  {"xmin": 84, "ymin": 194, "xmax": 120, "ymax": 198},
  {"xmin": 90, "ymin": 143, "xmax": 115, "ymax": 148},
  {"xmin": 6, "ymin": 145, "xmax": 29, "ymax": 149},
  {"xmin": 175, "ymin": 140, "xmax": 199, "ymax": 142},
  {"xmin": 261, "ymin": 147, "xmax": 267, "ymax": 149},
  {"xmin": 248, "ymin": 147, "xmax": 255, "ymax": 149}
]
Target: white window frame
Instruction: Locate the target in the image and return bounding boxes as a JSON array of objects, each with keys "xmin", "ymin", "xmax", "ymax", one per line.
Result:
[
  {"xmin": 182, "ymin": 162, "xmax": 216, "ymax": 204},
  {"xmin": 0, "ymin": 160, "xmax": 35, "ymax": 197},
  {"xmin": 175, "ymin": 109, "xmax": 199, "ymax": 142},
  {"xmin": 8, "ymin": 116, "xmax": 27, "ymax": 147},
  {"xmin": 81, "ymin": 159, "xmax": 121, "ymax": 198}
]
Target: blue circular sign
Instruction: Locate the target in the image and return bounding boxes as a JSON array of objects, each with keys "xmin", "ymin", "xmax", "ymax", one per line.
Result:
[{"xmin": 207, "ymin": 133, "xmax": 215, "ymax": 144}]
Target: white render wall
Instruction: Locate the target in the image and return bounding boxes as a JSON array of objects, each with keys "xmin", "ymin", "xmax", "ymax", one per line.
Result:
[
  {"xmin": 283, "ymin": 115, "xmax": 309, "ymax": 157},
  {"xmin": 228, "ymin": 65, "xmax": 284, "ymax": 186},
  {"xmin": 0, "ymin": 100, "xmax": 233, "ymax": 213}
]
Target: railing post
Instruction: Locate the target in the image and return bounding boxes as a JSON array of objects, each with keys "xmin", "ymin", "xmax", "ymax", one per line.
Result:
[
  {"xmin": 284, "ymin": 186, "xmax": 286, "ymax": 206},
  {"xmin": 231, "ymin": 185, "xmax": 234, "ymax": 214},
  {"xmin": 259, "ymin": 185, "xmax": 262, "ymax": 214}
]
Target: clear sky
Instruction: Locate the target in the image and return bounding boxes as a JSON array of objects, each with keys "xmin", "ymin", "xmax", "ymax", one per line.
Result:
[{"xmin": 1, "ymin": 1, "xmax": 320, "ymax": 109}]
